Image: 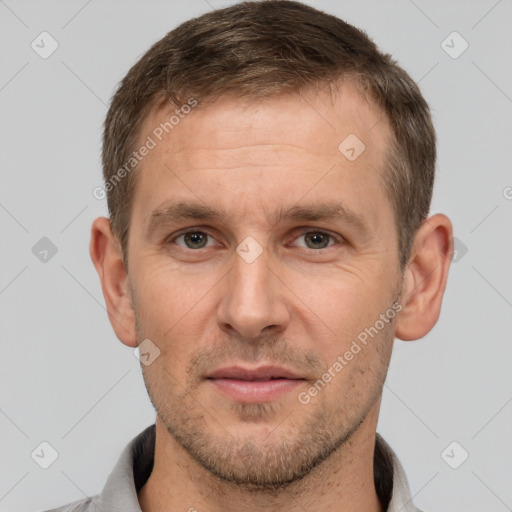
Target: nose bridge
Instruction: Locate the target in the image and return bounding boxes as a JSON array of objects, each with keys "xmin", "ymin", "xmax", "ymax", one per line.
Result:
[{"xmin": 217, "ymin": 239, "xmax": 288, "ymax": 339}]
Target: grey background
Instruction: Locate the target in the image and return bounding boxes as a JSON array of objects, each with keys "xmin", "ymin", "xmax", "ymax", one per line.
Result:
[{"xmin": 0, "ymin": 1, "xmax": 511, "ymax": 511}]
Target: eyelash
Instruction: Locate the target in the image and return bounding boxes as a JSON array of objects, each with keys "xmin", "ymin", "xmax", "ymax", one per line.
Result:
[{"xmin": 167, "ymin": 228, "xmax": 343, "ymax": 251}]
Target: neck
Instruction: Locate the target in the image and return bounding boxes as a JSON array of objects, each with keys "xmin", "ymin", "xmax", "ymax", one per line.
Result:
[{"xmin": 138, "ymin": 402, "xmax": 384, "ymax": 512}]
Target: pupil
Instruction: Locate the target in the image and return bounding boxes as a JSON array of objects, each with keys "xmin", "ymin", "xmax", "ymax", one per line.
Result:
[
  {"xmin": 186, "ymin": 232, "xmax": 206, "ymax": 248},
  {"xmin": 307, "ymin": 233, "xmax": 328, "ymax": 249}
]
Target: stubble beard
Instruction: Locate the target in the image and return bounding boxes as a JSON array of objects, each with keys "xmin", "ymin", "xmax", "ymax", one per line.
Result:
[
  {"xmin": 133, "ymin": 283, "xmax": 400, "ymax": 493},
  {"xmin": 138, "ymin": 339, "xmax": 391, "ymax": 492}
]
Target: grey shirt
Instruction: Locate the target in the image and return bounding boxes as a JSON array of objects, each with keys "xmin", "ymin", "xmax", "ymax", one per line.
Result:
[{"xmin": 44, "ymin": 424, "xmax": 423, "ymax": 512}]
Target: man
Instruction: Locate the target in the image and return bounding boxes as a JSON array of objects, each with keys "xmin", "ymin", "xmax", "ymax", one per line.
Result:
[{"xmin": 47, "ymin": 1, "xmax": 452, "ymax": 511}]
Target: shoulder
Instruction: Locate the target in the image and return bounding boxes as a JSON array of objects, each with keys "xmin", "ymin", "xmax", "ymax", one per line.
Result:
[{"xmin": 42, "ymin": 495, "xmax": 99, "ymax": 512}]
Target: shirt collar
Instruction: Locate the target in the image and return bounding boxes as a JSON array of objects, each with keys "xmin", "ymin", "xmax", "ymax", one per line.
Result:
[{"xmin": 96, "ymin": 424, "xmax": 421, "ymax": 512}]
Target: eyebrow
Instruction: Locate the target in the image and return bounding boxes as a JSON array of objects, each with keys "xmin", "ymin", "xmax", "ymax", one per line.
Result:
[{"xmin": 146, "ymin": 200, "xmax": 370, "ymax": 237}]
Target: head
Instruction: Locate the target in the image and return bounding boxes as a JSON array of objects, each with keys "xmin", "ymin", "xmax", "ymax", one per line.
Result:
[{"xmin": 91, "ymin": 0, "xmax": 452, "ymax": 491}]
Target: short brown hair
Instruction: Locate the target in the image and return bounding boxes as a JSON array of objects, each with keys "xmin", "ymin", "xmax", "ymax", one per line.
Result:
[{"xmin": 102, "ymin": 0, "xmax": 436, "ymax": 270}]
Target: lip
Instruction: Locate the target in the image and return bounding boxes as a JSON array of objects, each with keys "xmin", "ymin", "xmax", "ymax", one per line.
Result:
[
  {"xmin": 206, "ymin": 365, "xmax": 306, "ymax": 403},
  {"xmin": 206, "ymin": 365, "xmax": 303, "ymax": 381}
]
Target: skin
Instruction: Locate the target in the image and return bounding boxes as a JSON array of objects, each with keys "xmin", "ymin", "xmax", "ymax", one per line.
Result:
[{"xmin": 90, "ymin": 82, "xmax": 453, "ymax": 512}]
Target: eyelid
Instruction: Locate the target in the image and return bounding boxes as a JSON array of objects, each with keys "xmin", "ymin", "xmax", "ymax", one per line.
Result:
[
  {"xmin": 166, "ymin": 227, "xmax": 219, "ymax": 248},
  {"xmin": 289, "ymin": 227, "xmax": 343, "ymax": 248}
]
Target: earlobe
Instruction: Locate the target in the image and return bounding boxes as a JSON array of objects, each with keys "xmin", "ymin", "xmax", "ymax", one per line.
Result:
[
  {"xmin": 89, "ymin": 217, "xmax": 138, "ymax": 347},
  {"xmin": 395, "ymin": 214, "xmax": 453, "ymax": 342}
]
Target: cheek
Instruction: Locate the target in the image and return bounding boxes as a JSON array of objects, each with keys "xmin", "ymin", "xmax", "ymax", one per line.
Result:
[
  {"xmin": 293, "ymin": 270, "xmax": 386, "ymax": 342},
  {"xmin": 131, "ymin": 274, "xmax": 199, "ymax": 371},
  {"xmin": 135, "ymin": 263, "xmax": 205, "ymax": 323}
]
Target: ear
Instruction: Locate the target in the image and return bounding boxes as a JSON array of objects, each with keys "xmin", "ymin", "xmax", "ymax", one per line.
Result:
[
  {"xmin": 89, "ymin": 217, "xmax": 137, "ymax": 347},
  {"xmin": 395, "ymin": 213, "xmax": 453, "ymax": 341}
]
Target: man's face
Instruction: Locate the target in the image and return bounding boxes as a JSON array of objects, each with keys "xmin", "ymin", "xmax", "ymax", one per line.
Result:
[{"xmin": 126, "ymin": 84, "xmax": 402, "ymax": 489}]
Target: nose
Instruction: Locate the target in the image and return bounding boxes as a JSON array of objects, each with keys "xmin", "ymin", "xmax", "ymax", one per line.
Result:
[{"xmin": 216, "ymin": 244, "xmax": 290, "ymax": 340}]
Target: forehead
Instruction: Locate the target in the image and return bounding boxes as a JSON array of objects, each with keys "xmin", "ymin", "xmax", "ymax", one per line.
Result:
[
  {"xmin": 130, "ymin": 83, "xmax": 393, "ymax": 233},
  {"xmin": 143, "ymin": 82, "xmax": 389, "ymax": 163}
]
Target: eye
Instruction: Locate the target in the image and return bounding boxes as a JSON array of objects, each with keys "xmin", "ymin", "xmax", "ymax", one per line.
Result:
[
  {"xmin": 171, "ymin": 230, "xmax": 216, "ymax": 250},
  {"xmin": 292, "ymin": 230, "xmax": 340, "ymax": 250},
  {"xmin": 167, "ymin": 228, "xmax": 342, "ymax": 252}
]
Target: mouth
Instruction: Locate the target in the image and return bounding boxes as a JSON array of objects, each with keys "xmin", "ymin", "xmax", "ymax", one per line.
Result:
[
  {"xmin": 206, "ymin": 365, "xmax": 304, "ymax": 381},
  {"xmin": 205, "ymin": 365, "xmax": 306, "ymax": 402}
]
